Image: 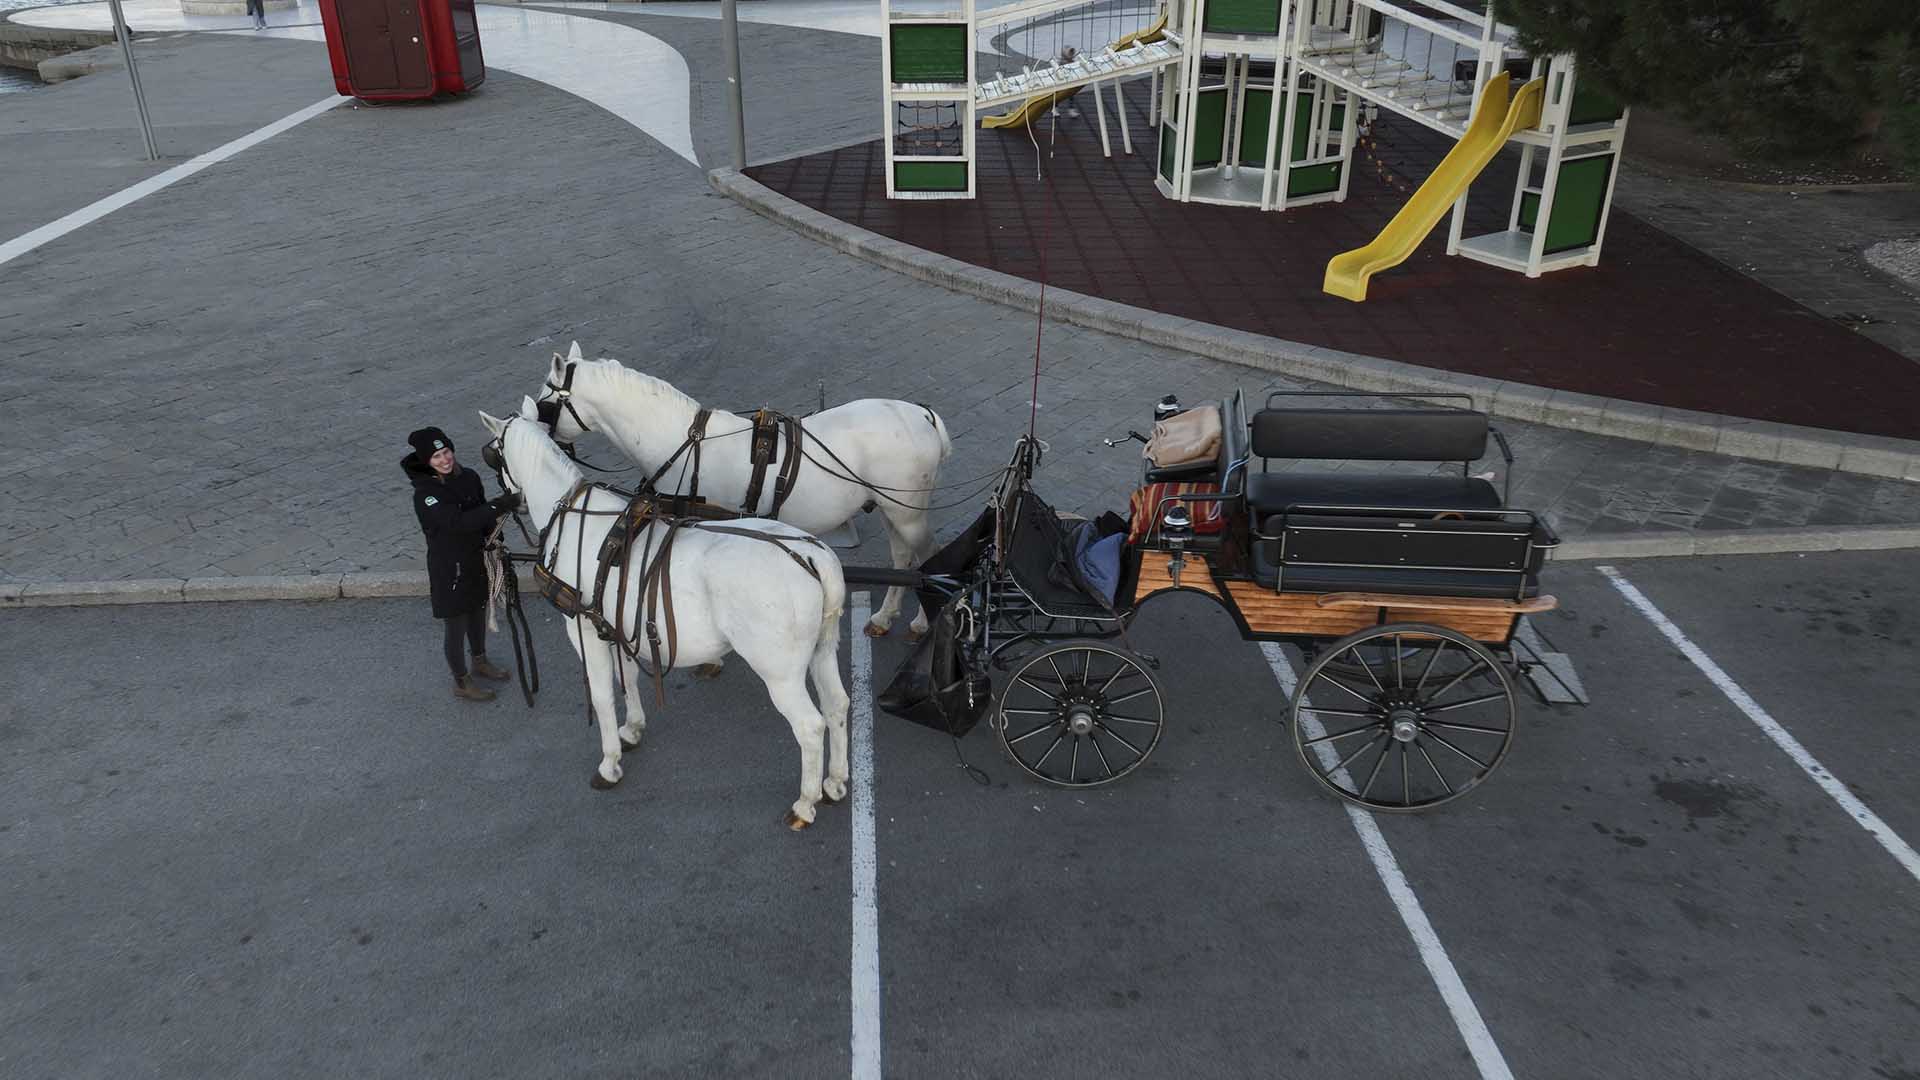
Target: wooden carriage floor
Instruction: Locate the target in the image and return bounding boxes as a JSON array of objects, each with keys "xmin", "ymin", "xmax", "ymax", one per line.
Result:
[{"xmin": 748, "ymin": 95, "xmax": 1920, "ymax": 441}]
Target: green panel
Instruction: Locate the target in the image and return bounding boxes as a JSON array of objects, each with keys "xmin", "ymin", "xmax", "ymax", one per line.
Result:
[
  {"xmin": 1287, "ymin": 95, "xmax": 1345, "ymax": 161},
  {"xmin": 1159, "ymin": 123, "xmax": 1176, "ymax": 181},
  {"xmin": 1287, "ymin": 161, "xmax": 1341, "ymax": 197},
  {"xmin": 889, "ymin": 24, "xmax": 967, "ymax": 83},
  {"xmin": 1202, "ymin": 0, "xmax": 1280, "ymax": 35},
  {"xmin": 893, "ymin": 161, "xmax": 968, "ymax": 193},
  {"xmin": 1239, "ymin": 89, "xmax": 1273, "ymax": 166},
  {"xmin": 1518, "ymin": 190, "xmax": 1540, "ymax": 230},
  {"xmin": 1192, "ymin": 88, "xmax": 1228, "ymax": 169},
  {"xmin": 1517, "ymin": 155, "xmax": 1612, "ymax": 252},
  {"xmin": 1542, "ymin": 155, "xmax": 1611, "ymax": 251},
  {"xmin": 1567, "ymin": 81, "xmax": 1624, "ymax": 126}
]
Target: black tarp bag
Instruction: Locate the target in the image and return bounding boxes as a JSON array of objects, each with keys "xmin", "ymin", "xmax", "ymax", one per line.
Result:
[{"xmin": 877, "ymin": 601, "xmax": 990, "ymax": 737}]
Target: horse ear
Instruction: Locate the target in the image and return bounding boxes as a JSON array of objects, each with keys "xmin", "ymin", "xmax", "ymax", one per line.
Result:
[
  {"xmin": 478, "ymin": 410, "xmax": 506, "ymax": 437},
  {"xmin": 519, "ymin": 395, "xmax": 540, "ymax": 421},
  {"xmin": 550, "ymin": 351, "xmax": 567, "ymax": 377},
  {"xmin": 567, "ymin": 341, "xmax": 584, "ymax": 362}
]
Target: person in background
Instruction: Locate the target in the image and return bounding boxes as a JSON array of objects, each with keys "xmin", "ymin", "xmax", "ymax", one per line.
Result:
[
  {"xmin": 247, "ymin": 0, "xmax": 266, "ymax": 30},
  {"xmin": 402, "ymin": 427, "xmax": 521, "ymax": 702}
]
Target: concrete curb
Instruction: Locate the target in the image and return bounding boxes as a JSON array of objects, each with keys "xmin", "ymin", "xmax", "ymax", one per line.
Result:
[
  {"xmin": 709, "ymin": 167, "xmax": 1920, "ymax": 482},
  {"xmin": 4, "ymin": 523, "xmax": 1917, "ymax": 608},
  {"xmin": 1551, "ymin": 523, "xmax": 1920, "ymax": 561},
  {"xmin": 0, "ymin": 570, "xmax": 540, "ymax": 608}
]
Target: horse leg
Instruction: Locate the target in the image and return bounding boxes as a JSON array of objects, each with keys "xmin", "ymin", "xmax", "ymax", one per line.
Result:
[
  {"xmin": 616, "ymin": 650, "xmax": 648, "ymax": 753},
  {"xmin": 579, "ymin": 631, "xmax": 624, "ymax": 789},
  {"xmin": 872, "ymin": 508, "xmax": 935, "ymax": 641},
  {"xmin": 765, "ymin": 676, "xmax": 828, "ymax": 830},
  {"xmin": 810, "ymin": 627, "xmax": 851, "ymax": 805}
]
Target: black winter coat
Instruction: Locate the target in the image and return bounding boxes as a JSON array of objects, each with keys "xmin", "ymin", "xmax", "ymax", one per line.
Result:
[{"xmin": 403, "ymin": 454, "xmax": 503, "ymax": 618}]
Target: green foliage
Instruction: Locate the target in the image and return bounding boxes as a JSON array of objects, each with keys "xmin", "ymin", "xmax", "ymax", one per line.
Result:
[{"xmin": 1498, "ymin": 0, "xmax": 1920, "ymax": 167}]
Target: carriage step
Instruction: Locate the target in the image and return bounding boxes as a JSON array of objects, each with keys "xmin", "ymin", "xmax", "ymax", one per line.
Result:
[{"xmin": 1514, "ymin": 618, "xmax": 1587, "ymax": 704}]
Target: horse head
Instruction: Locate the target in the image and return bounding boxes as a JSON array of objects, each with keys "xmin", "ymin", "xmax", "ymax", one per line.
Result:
[{"xmin": 534, "ymin": 341, "xmax": 595, "ymax": 445}]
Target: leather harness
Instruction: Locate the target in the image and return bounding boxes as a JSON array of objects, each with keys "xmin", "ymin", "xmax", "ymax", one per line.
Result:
[
  {"xmin": 540, "ymin": 362, "xmax": 805, "ymax": 519},
  {"xmin": 529, "ymin": 479, "xmax": 825, "ymax": 706}
]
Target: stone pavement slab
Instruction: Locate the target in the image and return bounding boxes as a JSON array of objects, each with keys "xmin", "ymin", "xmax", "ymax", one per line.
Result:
[
  {"xmin": 0, "ymin": 33, "xmax": 334, "ymax": 229},
  {"xmin": 1, "ymin": 24, "xmax": 1917, "ymax": 590}
]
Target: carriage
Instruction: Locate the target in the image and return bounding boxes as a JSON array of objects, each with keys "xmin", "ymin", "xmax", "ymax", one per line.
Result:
[
  {"xmin": 491, "ymin": 354, "xmax": 1583, "ymax": 820},
  {"xmin": 858, "ymin": 390, "xmax": 1580, "ymax": 811}
]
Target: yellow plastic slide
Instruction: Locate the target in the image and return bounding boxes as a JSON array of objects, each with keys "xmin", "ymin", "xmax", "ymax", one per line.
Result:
[
  {"xmin": 981, "ymin": 8, "xmax": 1168, "ymax": 131},
  {"xmin": 1322, "ymin": 72, "xmax": 1545, "ymax": 302},
  {"xmin": 981, "ymin": 87, "xmax": 1085, "ymax": 130}
]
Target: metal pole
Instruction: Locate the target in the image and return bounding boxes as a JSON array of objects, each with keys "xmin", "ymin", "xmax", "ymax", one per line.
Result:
[
  {"xmin": 720, "ymin": 0, "xmax": 747, "ymax": 169},
  {"xmin": 105, "ymin": 0, "xmax": 159, "ymax": 161}
]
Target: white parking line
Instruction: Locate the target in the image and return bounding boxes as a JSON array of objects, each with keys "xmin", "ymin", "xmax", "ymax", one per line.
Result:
[
  {"xmin": 1598, "ymin": 566, "xmax": 1920, "ymax": 886},
  {"xmin": 848, "ymin": 593, "xmax": 881, "ymax": 1080},
  {"xmin": 0, "ymin": 96, "xmax": 346, "ymax": 270},
  {"xmin": 1261, "ymin": 642, "xmax": 1516, "ymax": 1080}
]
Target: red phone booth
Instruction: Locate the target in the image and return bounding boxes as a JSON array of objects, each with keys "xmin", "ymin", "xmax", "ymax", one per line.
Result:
[{"xmin": 318, "ymin": 0, "xmax": 484, "ymax": 101}]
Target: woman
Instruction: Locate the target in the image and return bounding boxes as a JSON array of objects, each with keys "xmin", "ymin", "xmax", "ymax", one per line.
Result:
[{"xmin": 403, "ymin": 426, "xmax": 522, "ymax": 702}]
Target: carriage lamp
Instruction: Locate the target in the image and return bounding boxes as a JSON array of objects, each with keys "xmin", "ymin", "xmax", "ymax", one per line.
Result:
[{"xmin": 1161, "ymin": 503, "xmax": 1194, "ymax": 585}]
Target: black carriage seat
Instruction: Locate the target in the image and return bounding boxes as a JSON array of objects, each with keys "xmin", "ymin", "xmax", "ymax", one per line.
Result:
[
  {"xmin": 1244, "ymin": 395, "xmax": 1554, "ymax": 598},
  {"xmin": 1245, "ymin": 404, "xmax": 1500, "ymax": 519}
]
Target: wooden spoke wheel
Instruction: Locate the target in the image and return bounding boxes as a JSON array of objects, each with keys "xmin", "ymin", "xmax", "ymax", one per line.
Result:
[
  {"xmin": 1290, "ymin": 624, "xmax": 1515, "ymax": 811},
  {"xmin": 996, "ymin": 641, "xmax": 1164, "ymax": 787}
]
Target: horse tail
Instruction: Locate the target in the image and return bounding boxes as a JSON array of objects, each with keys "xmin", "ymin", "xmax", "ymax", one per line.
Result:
[
  {"xmin": 922, "ymin": 405, "xmax": 953, "ymax": 464},
  {"xmin": 814, "ymin": 548, "xmax": 848, "ymax": 647}
]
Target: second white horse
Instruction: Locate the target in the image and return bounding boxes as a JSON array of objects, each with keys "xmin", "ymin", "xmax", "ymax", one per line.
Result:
[{"xmin": 533, "ymin": 343, "xmax": 951, "ymax": 638}]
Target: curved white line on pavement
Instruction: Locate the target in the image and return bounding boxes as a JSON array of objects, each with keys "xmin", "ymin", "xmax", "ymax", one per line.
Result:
[
  {"xmin": 478, "ymin": 5, "xmax": 696, "ymax": 165},
  {"xmin": 13, "ymin": 0, "xmax": 697, "ymax": 166}
]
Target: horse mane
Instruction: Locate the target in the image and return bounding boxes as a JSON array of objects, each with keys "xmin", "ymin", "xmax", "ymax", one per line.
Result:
[
  {"xmin": 509, "ymin": 414, "xmax": 585, "ymax": 505},
  {"xmin": 586, "ymin": 357, "xmax": 703, "ymax": 414}
]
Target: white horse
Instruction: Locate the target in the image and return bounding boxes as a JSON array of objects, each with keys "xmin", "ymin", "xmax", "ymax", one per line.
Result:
[
  {"xmin": 533, "ymin": 343, "xmax": 950, "ymax": 640},
  {"xmin": 479, "ymin": 398, "xmax": 851, "ymax": 830}
]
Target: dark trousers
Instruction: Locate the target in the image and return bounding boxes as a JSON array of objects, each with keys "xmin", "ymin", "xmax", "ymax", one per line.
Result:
[
  {"xmin": 245, "ymin": 0, "xmax": 263, "ymax": 14},
  {"xmin": 443, "ymin": 611, "xmax": 487, "ymax": 677}
]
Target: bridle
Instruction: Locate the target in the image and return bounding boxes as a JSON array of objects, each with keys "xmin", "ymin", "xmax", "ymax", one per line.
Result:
[
  {"xmin": 537, "ymin": 361, "xmax": 594, "ymax": 439},
  {"xmin": 536, "ymin": 360, "xmax": 635, "ymax": 475}
]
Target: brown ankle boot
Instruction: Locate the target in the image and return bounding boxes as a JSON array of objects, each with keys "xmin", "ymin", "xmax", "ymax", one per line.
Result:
[
  {"xmin": 470, "ymin": 655, "xmax": 510, "ymax": 681},
  {"xmin": 453, "ymin": 675, "xmax": 496, "ymax": 702}
]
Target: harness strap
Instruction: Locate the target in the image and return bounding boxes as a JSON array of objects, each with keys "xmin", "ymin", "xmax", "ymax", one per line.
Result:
[
  {"xmin": 646, "ymin": 408, "xmax": 714, "ymax": 499},
  {"xmin": 741, "ymin": 408, "xmax": 780, "ymax": 514},
  {"xmin": 693, "ymin": 523, "xmax": 825, "ymax": 582},
  {"xmin": 769, "ymin": 414, "xmax": 803, "ymax": 519}
]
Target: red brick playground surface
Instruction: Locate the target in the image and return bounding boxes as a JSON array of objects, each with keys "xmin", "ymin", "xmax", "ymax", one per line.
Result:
[{"xmin": 748, "ymin": 102, "xmax": 1920, "ymax": 441}]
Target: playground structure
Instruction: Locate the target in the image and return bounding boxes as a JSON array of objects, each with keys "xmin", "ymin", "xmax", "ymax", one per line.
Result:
[{"xmin": 879, "ymin": 0, "xmax": 1631, "ymax": 295}]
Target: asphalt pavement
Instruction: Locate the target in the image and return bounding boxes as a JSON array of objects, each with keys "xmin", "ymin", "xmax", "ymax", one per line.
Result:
[{"xmin": 5, "ymin": 550, "xmax": 1919, "ymax": 1078}]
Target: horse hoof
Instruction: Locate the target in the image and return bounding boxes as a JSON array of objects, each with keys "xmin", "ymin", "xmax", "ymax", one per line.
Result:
[
  {"xmin": 863, "ymin": 622, "xmax": 889, "ymax": 639},
  {"xmin": 619, "ymin": 737, "xmax": 641, "ymax": 753},
  {"xmin": 784, "ymin": 811, "xmax": 812, "ymax": 831},
  {"xmin": 693, "ymin": 663, "xmax": 724, "ymax": 680},
  {"xmin": 820, "ymin": 790, "xmax": 844, "ymax": 807},
  {"xmin": 905, "ymin": 626, "xmax": 928, "ymax": 644},
  {"xmin": 590, "ymin": 771, "xmax": 619, "ymax": 790}
]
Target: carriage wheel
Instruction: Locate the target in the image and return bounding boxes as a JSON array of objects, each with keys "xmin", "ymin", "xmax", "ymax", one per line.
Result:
[
  {"xmin": 1290, "ymin": 624, "xmax": 1515, "ymax": 811},
  {"xmin": 996, "ymin": 640, "xmax": 1165, "ymax": 787}
]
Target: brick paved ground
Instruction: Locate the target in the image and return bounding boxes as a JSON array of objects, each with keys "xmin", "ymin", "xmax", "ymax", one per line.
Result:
[
  {"xmin": 2, "ymin": 19, "xmax": 1918, "ymax": 587},
  {"xmin": 750, "ymin": 83, "xmax": 1920, "ymax": 439}
]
